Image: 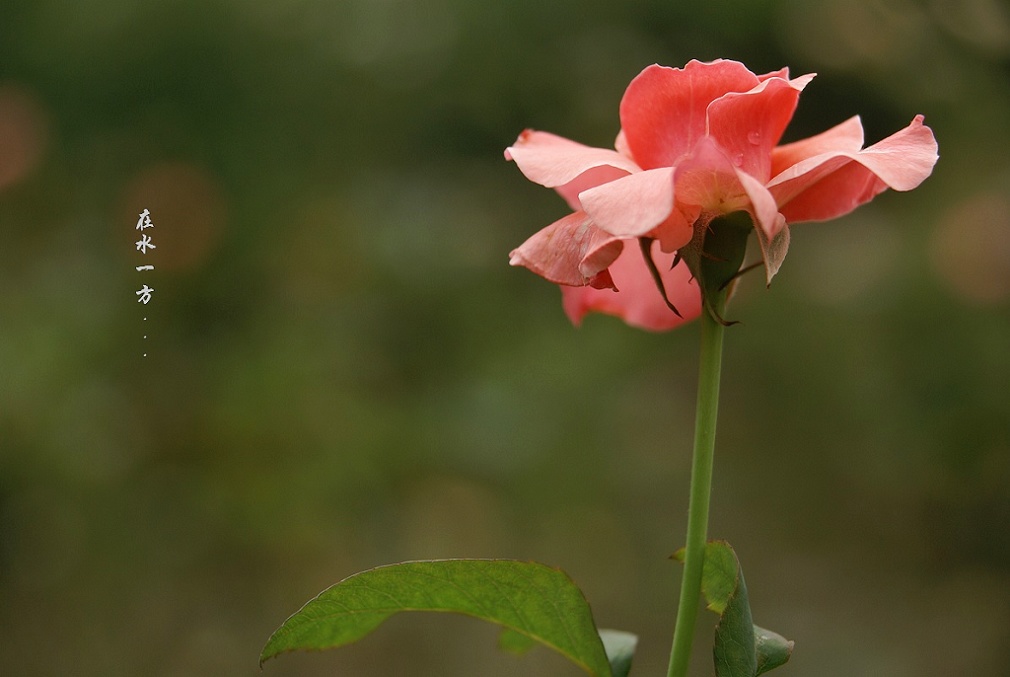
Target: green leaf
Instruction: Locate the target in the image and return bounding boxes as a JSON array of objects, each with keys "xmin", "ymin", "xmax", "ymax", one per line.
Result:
[
  {"xmin": 599, "ymin": 629, "xmax": 638, "ymax": 677},
  {"xmin": 754, "ymin": 625, "xmax": 793, "ymax": 676},
  {"xmin": 498, "ymin": 627, "xmax": 536, "ymax": 655},
  {"xmin": 260, "ymin": 559, "xmax": 613, "ymax": 677},
  {"xmin": 698, "ymin": 541, "xmax": 737, "ymax": 615},
  {"xmin": 709, "ymin": 543, "xmax": 757, "ymax": 677},
  {"xmin": 687, "ymin": 541, "xmax": 794, "ymax": 677}
]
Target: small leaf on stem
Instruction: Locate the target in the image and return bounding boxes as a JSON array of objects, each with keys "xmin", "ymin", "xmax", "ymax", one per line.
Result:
[
  {"xmin": 754, "ymin": 625, "xmax": 793, "ymax": 676},
  {"xmin": 599, "ymin": 629, "xmax": 639, "ymax": 677},
  {"xmin": 676, "ymin": 541, "xmax": 794, "ymax": 677}
]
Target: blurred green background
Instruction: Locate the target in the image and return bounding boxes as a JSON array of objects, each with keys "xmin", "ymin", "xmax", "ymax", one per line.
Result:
[{"xmin": 2, "ymin": 0, "xmax": 1009, "ymax": 675}]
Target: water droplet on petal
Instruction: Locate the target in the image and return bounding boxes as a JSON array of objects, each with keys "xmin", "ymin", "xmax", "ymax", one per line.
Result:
[
  {"xmin": 747, "ymin": 130, "xmax": 761, "ymax": 145},
  {"xmin": 732, "ymin": 154, "xmax": 744, "ymax": 167}
]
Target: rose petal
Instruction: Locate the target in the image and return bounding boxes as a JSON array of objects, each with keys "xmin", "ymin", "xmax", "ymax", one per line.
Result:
[
  {"xmin": 561, "ymin": 239, "xmax": 702, "ymax": 331},
  {"xmin": 506, "ymin": 129, "xmax": 640, "ymax": 189},
  {"xmin": 770, "ymin": 116, "xmax": 865, "ymax": 177},
  {"xmin": 619, "ymin": 60, "xmax": 759, "ymax": 170},
  {"xmin": 758, "ymin": 67, "xmax": 791, "ymax": 81},
  {"xmin": 845, "ymin": 114, "xmax": 938, "ymax": 191},
  {"xmin": 735, "ymin": 169, "xmax": 783, "ymax": 239},
  {"xmin": 555, "ymin": 165, "xmax": 631, "ymax": 212},
  {"xmin": 578, "ymin": 167, "xmax": 679, "ymax": 238},
  {"xmin": 655, "ymin": 205, "xmax": 700, "ymax": 253},
  {"xmin": 509, "ymin": 211, "xmax": 623, "ymax": 288},
  {"xmin": 706, "ymin": 73, "xmax": 815, "ymax": 181},
  {"xmin": 774, "ymin": 160, "xmax": 887, "ymax": 223},
  {"xmin": 672, "ymin": 137, "xmax": 747, "ymax": 212},
  {"xmin": 615, "ymin": 129, "xmax": 632, "ymax": 158},
  {"xmin": 770, "ymin": 115, "xmax": 938, "ymax": 223}
]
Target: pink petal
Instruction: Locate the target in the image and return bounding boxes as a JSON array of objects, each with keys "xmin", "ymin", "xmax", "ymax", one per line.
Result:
[
  {"xmin": 770, "ymin": 116, "xmax": 865, "ymax": 177},
  {"xmin": 509, "ymin": 211, "xmax": 623, "ymax": 288},
  {"xmin": 619, "ymin": 60, "xmax": 759, "ymax": 170},
  {"xmin": 655, "ymin": 204, "xmax": 701, "ymax": 253},
  {"xmin": 735, "ymin": 169, "xmax": 783, "ymax": 239},
  {"xmin": 757, "ymin": 67, "xmax": 791, "ymax": 82},
  {"xmin": 671, "ymin": 138, "xmax": 786, "ymax": 251},
  {"xmin": 578, "ymin": 167, "xmax": 680, "ymax": 239},
  {"xmin": 561, "ymin": 239, "xmax": 702, "ymax": 331},
  {"xmin": 555, "ymin": 165, "xmax": 632, "ymax": 212},
  {"xmin": 846, "ymin": 114, "xmax": 938, "ymax": 191},
  {"xmin": 506, "ymin": 130, "xmax": 640, "ymax": 189},
  {"xmin": 671, "ymin": 137, "xmax": 748, "ymax": 212},
  {"xmin": 769, "ymin": 115, "xmax": 938, "ymax": 223},
  {"xmin": 706, "ymin": 73, "xmax": 815, "ymax": 182},
  {"xmin": 615, "ymin": 129, "xmax": 632, "ymax": 158},
  {"xmin": 773, "ymin": 160, "xmax": 886, "ymax": 223}
]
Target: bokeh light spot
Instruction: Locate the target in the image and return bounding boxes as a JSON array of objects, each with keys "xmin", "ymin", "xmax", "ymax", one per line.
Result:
[
  {"xmin": 117, "ymin": 162, "xmax": 228, "ymax": 271},
  {"xmin": 0, "ymin": 83, "xmax": 49, "ymax": 191},
  {"xmin": 929, "ymin": 189, "xmax": 1010, "ymax": 304},
  {"xmin": 930, "ymin": 0, "xmax": 1010, "ymax": 56}
]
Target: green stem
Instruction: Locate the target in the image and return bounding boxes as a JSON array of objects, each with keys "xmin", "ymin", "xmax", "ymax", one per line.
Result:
[{"xmin": 667, "ymin": 293, "xmax": 727, "ymax": 677}]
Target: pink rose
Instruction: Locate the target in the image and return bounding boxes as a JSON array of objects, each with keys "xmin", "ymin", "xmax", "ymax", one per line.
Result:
[{"xmin": 507, "ymin": 59, "xmax": 938, "ymax": 330}]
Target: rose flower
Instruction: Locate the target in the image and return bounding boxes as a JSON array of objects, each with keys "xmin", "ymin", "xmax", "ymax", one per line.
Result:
[{"xmin": 507, "ymin": 59, "xmax": 938, "ymax": 330}]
